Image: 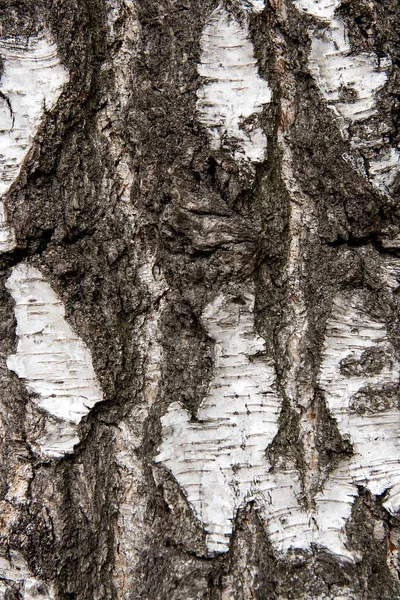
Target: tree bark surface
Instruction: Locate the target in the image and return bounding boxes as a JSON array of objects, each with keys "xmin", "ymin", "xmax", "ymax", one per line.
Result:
[{"xmin": 0, "ymin": 0, "xmax": 399, "ymax": 599}]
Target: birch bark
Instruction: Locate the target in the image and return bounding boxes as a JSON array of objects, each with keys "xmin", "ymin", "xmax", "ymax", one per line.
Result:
[{"xmin": 0, "ymin": 1, "xmax": 399, "ymax": 599}]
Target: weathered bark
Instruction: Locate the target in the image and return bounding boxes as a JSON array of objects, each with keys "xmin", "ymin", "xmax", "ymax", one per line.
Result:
[{"xmin": 0, "ymin": 0, "xmax": 399, "ymax": 598}]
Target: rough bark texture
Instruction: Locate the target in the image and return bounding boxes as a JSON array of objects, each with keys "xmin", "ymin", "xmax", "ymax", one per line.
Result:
[{"xmin": 0, "ymin": 0, "xmax": 399, "ymax": 598}]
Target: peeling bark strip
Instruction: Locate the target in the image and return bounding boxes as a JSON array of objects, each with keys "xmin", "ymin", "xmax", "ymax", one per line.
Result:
[
  {"xmin": 6, "ymin": 263, "xmax": 103, "ymax": 457},
  {"xmin": 196, "ymin": 5, "xmax": 272, "ymax": 163},
  {"xmin": 294, "ymin": 0, "xmax": 400, "ymax": 194},
  {"xmin": 0, "ymin": 30, "xmax": 68, "ymax": 252}
]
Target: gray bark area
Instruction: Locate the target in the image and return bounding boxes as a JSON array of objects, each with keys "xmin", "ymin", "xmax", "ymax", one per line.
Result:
[{"xmin": 0, "ymin": 0, "xmax": 399, "ymax": 598}]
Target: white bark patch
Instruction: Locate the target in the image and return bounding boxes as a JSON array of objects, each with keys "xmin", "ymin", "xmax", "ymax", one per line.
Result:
[
  {"xmin": 196, "ymin": 5, "xmax": 272, "ymax": 163},
  {"xmin": 308, "ymin": 21, "xmax": 387, "ymax": 124},
  {"xmin": 0, "ymin": 31, "xmax": 68, "ymax": 251},
  {"xmin": 292, "ymin": 0, "xmax": 340, "ymax": 20},
  {"xmin": 156, "ymin": 287, "xmax": 400, "ymax": 560},
  {"xmin": 0, "ymin": 550, "xmax": 54, "ymax": 599},
  {"xmin": 294, "ymin": 0, "xmax": 400, "ymax": 195},
  {"xmin": 155, "ymin": 291, "xmax": 350, "ymax": 559},
  {"xmin": 316, "ymin": 291, "xmax": 400, "ymax": 560},
  {"xmin": 156, "ymin": 292, "xmax": 308, "ymax": 555},
  {"xmin": 243, "ymin": 0, "xmax": 265, "ymax": 12},
  {"xmin": 5, "ymin": 263, "xmax": 103, "ymax": 458}
]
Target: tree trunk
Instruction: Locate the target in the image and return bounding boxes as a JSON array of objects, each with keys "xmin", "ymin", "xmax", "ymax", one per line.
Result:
[{"xmin": 0, "ymin": 0, "xmax": 399, "ymax": 598}]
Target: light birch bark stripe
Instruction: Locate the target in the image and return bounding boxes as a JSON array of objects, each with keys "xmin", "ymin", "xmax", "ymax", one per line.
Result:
[
  {"xmin": 156, "ymin": 292, "xmax": 307, "ymax": 555},
  {"xmin": 0, "ymin": 31, "xmax": 68, "ymax": 252},
  {"xmin": 294, "ymin": 0, "xmax": 400, "ymax": 194},
  {"xmin": 155, "ymin": 293, "xmax": 331, "ymax": 558},
  {"xmin": 243, "ymin": 0, "xmax": 265, "ymax": 12},
  {"xmin": 156, "ymin": 283, "xmax": 400, "ymax": 562},
  {"xmin": 316, "ymin": 289, "xmax": 400, "ymax": 560},
  {"xmin": 6, "ymin": 263, "xmax": 103, "ymax": 458},
  {"xmin": 196, "ymin": 5, "xmax": 272, "ymax": 163}
]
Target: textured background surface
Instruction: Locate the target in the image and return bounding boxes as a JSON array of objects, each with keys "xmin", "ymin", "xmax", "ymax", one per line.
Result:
[{"xmin": 0, "ymin": 0, "xmax": 399, "ymax": 598}]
